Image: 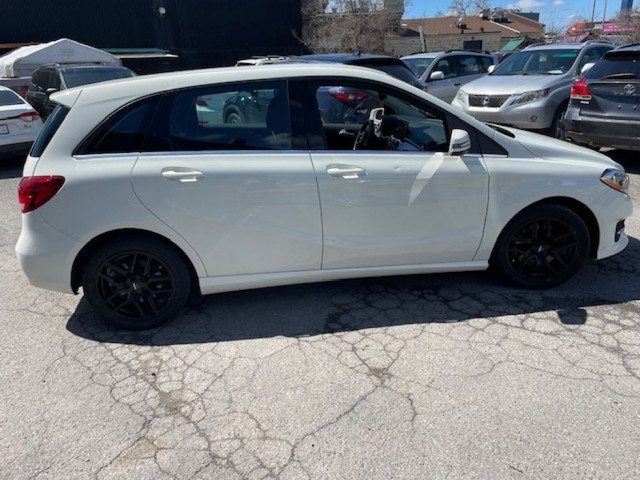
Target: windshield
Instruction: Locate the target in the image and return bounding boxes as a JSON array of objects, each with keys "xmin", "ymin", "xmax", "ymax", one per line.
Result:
[
  {"xmin": 62, "ymin": 68, "xmax": 135, "ymax": 88},
  {"xmin": 492, "ymin": 49, "xmax": 579, "ymax": 76},
  {"xmin": 402, "ymin": 58, "xmax": 435, "ymax": 77},
  {"xmin": 0, "ymin": 90, "xmax": 24, "ymax": 106}
]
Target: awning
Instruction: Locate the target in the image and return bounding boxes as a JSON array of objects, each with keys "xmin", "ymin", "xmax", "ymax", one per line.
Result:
[{"xmin": 500, "ymin": 37, "xmax": 526, "ymax": 52}]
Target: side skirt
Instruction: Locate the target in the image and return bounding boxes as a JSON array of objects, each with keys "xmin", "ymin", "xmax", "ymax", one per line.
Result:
[{"xmin": 199, "ymin": 261, "xmax": 488, "ymax": 295}]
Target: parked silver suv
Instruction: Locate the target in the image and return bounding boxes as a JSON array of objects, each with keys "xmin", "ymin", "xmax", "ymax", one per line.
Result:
[
  {"xmin": 451, "ymin": 41, "xmax": 614, "ymax": 138},
  {"xmin": 402, "ymin": 50, "xmax": 495, "ymax": 102}
]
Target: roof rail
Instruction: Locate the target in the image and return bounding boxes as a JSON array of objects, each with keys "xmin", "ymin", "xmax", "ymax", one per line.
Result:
[
  {"xmin": 523, "ymin": 42, "xmax": 545, "ymax": 49},
  {"xmin": 584, "ymin": 39, "xmax": 616, "ymax": 45},
  {"xmin": 443, "ymin": 49, "xmax": 492, "ymax": 54},
  {"xmin": 614, "ymin": 42, "xmax": 640, "ymax": 49}
]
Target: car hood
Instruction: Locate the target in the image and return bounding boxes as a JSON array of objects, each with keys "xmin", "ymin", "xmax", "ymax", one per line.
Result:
[
  {"xmin": 497, "ymin": 126, "xmax": 622, "ymax": 170},
  {"xmin": 462, "ymin": 74, "xmax": 566, "ymax": 95}
]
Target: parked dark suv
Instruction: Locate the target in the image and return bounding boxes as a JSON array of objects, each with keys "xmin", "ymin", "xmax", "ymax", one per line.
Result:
[
  {"xmin": 565, "ymin": 44, "xmax": 640, "ymax": 151},
  {"xmin": 26, "ymin": 64, "xmax": 135, "ymax": 119}
]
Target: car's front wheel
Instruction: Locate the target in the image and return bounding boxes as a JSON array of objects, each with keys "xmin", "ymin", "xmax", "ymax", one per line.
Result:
[
  {"xmin": 82, "ymin": 236, "xmax": 191, "ymax": 330},
  {"xmin": 491, "ymin": 204, "xmax": 590, "ymax": 289}
]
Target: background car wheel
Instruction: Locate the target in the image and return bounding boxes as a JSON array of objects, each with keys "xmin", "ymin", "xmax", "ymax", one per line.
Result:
[
  {"xmin": 491, "ymin": 204, "xmax": 590, "ymax": 289},
  {"xmin": 550, "ymin": 103, "xmax": 568, "ymax": 140},
  {"xmin": 225, "ymin": 111, "xmax": 243, "ymax": 124},
  {"xmin": 82, "ymin": 236, "xmax": 191, "ymax": 330}
]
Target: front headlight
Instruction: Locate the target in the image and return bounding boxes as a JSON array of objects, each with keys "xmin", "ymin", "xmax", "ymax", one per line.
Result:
[
  {"xmin": 512, "ymin": 89, "xmax": 550, "ymax": 105},
  {"xmin": 455, "ymin": 89, "xmax": 467, "ymax": 103},
  {"xmin": 601, "ymin": 168, "xmax": 630, "ymax": 193}
]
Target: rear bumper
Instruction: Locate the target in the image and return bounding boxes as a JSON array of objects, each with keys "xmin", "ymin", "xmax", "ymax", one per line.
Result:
[
  {"xmin": 565, "ymin": 109, "xmax": 640, "ymax": 151},
  {"xmin": 16, "ymin": 211, "xmax": 79, "ymax": 294}
]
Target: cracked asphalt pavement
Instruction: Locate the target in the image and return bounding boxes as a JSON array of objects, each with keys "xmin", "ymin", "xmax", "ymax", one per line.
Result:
[{"xmin": 1, "ymin": 152, "xmax": 640, "ymax": 479}]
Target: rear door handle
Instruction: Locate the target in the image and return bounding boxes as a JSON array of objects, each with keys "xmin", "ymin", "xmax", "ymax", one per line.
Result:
[
  {"xmin": 161, "ymin": 167, "xmax": 205, "ymax": 182},
  {"xmin": 326, "ymin": 164, "xmax": 367, "ymax": 179}
]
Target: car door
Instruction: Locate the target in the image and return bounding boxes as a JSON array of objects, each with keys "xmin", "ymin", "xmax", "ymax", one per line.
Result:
[
  {"xmin": 130, "ymin": 80, "xmax": 322, "ymax": 278},
  {"xmin": 303, "ymin": 79, "xmax": 489, "ymax": 270}
]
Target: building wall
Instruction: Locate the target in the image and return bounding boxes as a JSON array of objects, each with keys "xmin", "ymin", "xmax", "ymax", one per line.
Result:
[{"xmin": 385, "ymin": 33, "xmax": 503, "ymax": 56}]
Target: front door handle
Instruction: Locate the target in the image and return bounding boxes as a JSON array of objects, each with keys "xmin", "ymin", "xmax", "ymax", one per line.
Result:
[
  {"xmin": 161, "ymin": 167, "xmax": 205, "ymax": 182},
  {"xmin": 326, "ymin": 164, "xmax": 367, "ymax": 179}
]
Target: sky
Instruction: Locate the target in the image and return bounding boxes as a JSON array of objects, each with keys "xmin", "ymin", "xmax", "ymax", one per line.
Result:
[{"xmin": 403, "ymin": 0, "xmax": 629, "ymax": 31}]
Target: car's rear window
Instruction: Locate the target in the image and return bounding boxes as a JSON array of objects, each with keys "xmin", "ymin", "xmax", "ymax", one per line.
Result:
[
  {"xmin": 29, "ymin": 105, "xmax": 69, "ymax": 157},
  {"xmin": 0, "ymin": 90, "xmax": 24, "ymax": 106},
  {"xmin": 585, "ymin": 52, "xmax": 640, "ymax": 79},
  {"xmin": 62, "ymin": 68, "xmax": 135, "ymax": 88}
]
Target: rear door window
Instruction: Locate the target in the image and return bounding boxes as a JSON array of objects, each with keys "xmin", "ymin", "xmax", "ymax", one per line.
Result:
[{"xmin": 147, "ymin": 80, "xmax": 292, "ymax": 151}]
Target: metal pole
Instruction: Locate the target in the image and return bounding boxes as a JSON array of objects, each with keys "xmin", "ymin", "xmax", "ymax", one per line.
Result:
[
  {"xmin": 601, "ymin": 0, "xmax": 608, "ymax": 32},
  {"xmin": 591, "ymin": 0, "xmax": 597, "ymax": 24}
]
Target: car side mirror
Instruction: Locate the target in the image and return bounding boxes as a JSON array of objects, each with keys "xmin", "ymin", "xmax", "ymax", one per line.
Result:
[
  {"xmin": 448, "ymin": 129, "xmax": 471, "ymax": 156},
  {"xmin": 580, "ymin": 62, "xmax": 595, "ymax": 76},
  {"xmin": 46, "ymin": 88, "xmax": 58, "ymax": 95},
  {"xmin": 487, "ymin": 65, "xmax": 496, "ymax": 74},
  {"xmin": 429, "ymin": 71, "xmax": 445, "ymax": 81}
]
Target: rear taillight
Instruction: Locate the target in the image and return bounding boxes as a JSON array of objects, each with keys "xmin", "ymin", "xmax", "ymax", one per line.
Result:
[
  {"xmin": 196, "ymin": 97, "xmax": 208, "ymax": 107},
  {"xmin": 330, "ymin": 91, "xmax": 368, "ymax": 103},
  {"xmin": 570, "ymin": 78, "xmax": 591, "ymax": 101},
  {"xmin": 18, "ymin": 176, "xmax": 65, "ymax": 213},
  {"xmin": 19, "ymin": 111, "xmax": 40, "ymax": 122}
]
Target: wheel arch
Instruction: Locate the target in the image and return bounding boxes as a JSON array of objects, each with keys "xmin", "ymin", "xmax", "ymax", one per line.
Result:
[
  {"xmin": 494, "ymin": 196, "xmax": 600, "ymax": 259},
  {"xmin": 71, "ymin": 229, "xmax": 201, "ymax": 295}
]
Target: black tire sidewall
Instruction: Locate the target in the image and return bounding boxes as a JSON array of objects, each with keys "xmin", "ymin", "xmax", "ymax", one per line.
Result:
[
  {"xmin": 82, "ymin": 236, "xmax": 191, "ymax": 330},
  {"xmin": 491, "ymin": 204, "xmax": 590, "ymax": 289}
]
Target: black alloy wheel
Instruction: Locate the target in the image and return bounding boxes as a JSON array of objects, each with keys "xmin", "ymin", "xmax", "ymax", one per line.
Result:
[
  {"xmin": 82, "ymin": 237, "xmax": 191, "ymax": 330},
  {"xmin": 491, "ymin": 204, "xmax": 589, "ymax": 289}
]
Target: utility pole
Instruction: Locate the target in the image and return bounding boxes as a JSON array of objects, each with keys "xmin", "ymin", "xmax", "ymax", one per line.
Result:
[
  {"xmin": 591, "ymin": 0, "xmax": 597, "ymax": 23},
  {"xmin": 602, "ymin": 0, "xmax": 608, "ymax": 30}
]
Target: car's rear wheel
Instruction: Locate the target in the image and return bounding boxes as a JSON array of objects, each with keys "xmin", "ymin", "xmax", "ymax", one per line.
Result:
[
  {"xmin": 491, "ymin": 204, "xmax": 589, "ymax": 289},
  {"xmin": 82, "ymin": 236, "xmax": 191, "ymax": 330}
]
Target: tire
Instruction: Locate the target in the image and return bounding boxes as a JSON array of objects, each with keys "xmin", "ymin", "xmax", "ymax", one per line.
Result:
[
  {"xmin": 550, "ymin": 103, "xmax": 568, "ymax": 140},
  {"xmin": 82, "ymin": 236, "xmax": 191, "ymax": 330},
  {"xmin": 490, "ymin": 204, "xmax": 590, "ymax": 289},
  {"xmin": 225, "ymin": 111, "xmax": 243, "ymax": 124}
]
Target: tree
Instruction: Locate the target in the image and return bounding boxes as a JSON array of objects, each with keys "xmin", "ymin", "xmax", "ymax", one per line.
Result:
[
  {"xmin": 448, "ymin": 0, "xmax": 490, "ymax": 17},
  {"xmin": 300, "ymin": 0, "xmax": 406, "ymax": 53}
]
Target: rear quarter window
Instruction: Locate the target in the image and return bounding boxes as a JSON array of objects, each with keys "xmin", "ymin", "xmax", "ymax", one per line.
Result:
[{"xmin": 29, "ymin": 105, "xmax": 70, "ymax": 158}]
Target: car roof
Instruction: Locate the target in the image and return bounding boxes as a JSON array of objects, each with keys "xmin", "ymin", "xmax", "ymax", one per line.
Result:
[
  {"xmin": 524, "ymin": 42, "xmax": 609, "ymax": 51},
  {"xmin": 611, "ymin": 43, "xmax": 640, "ymax": 53},
  {"xmin": 51, "ymin": 63, "xmax": 414, "ymax": 107},
  {"xmin": 290, "ymin": 53, "xmax": 405, "ymax": 65},
  {"xmin": 402, "ymin": 50, "xmax": 491, "ymax": 59}
]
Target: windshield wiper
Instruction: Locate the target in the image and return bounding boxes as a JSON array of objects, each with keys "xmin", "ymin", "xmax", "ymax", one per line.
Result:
[{"xmin": 601, "ymin": 73, "xmax": 638, "ymax": 79}]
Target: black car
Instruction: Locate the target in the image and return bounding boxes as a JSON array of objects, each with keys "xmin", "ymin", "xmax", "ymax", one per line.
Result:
[
  {"xmin": 565, "ymin": 44, "xmax": 640, "ymax": 151},
  {"xmin": 26, "ymin": 64, "xmax": 136, "ymax": 119}
]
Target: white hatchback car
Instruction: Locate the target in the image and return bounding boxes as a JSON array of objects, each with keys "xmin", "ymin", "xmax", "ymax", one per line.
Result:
[
  {"xmin": 0, "ymin": 86, "xmax": 43, "ymax": 160},
  {"xmin": 16, "ymin": 64, "xmax": 632, "ymax": 330}
]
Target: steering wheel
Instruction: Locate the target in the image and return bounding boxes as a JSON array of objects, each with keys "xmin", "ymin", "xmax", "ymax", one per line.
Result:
[{"xmin": 353, "ymin": 108, "xmax": 385, "ymax": 150}]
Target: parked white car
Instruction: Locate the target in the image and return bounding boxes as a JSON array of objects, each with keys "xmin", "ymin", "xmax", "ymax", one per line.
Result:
[
  {"xmin": 0, "ymin": 86, "xmax": 43, "ymax": 160},
  {"xmin": 16, "ymin": 64, "xmax": 632, "ymax": 329}
]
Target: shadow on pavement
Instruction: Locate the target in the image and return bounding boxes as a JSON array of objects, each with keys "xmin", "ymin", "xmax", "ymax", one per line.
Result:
[
  {"xmin": 603, "ymin": 150, "xmax": 640, "ymax": 175},
  {"xmin": 67, "ymin": 236, "xmax": 640, "ymax": 346},
  {"xmin": 0, "ymin": 156, "xmax": 25, "ymax": 179}
]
